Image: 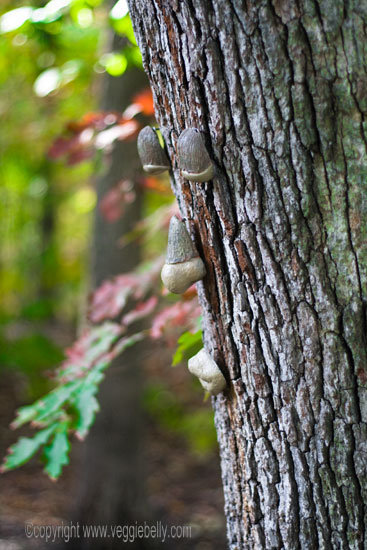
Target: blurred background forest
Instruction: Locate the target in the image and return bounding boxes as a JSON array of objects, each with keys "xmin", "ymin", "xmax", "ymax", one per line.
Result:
[{"xmin": 0, "ymin": 1, "xmax": 225, "ymax": 548}]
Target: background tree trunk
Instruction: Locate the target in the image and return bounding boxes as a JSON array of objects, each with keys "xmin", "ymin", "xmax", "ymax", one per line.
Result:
[
  {"xmin": 71, "ymin": 31, "xmax": 149, "ymax": 549},
  {"xmin": 128, "ymin": 1, "xmax": 367, "ymax": 548}
]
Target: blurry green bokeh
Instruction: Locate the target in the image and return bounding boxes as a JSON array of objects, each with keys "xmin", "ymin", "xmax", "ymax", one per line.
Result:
[
  {"xmin": 0, "ymin": 0, "xmax": 106, "ymax": 395},
  {"xmin": 144, "ymin": 382, "xmax": 218, "ymax": 457}
]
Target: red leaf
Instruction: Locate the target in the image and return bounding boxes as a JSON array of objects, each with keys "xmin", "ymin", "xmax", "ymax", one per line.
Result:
[
  {"xmin": 56, "ymin": 322, "xmax": 122, "ymax": 381},
  {"xmin": 88, "ymin": 278, "xmax": 132, "ymax": 323},
  {"xmin": 49, "ymin": 128, "xmax": 94, "ymax": 164},
  {"xmin": 67, "ymin": 148, "xmax": 95, "ymax": 165},
  {"xmin": 121, "ymin": 296, "xmax": 158, "ymax": 326},
  {"xmin": 95, "ymin": 120, "xmax": 139, "ymax": 149},
  {"xmin": 48, "ymin": 136, "xmax": 79, "ymax": 159},
  {"xmin": 139, "ymin": 177, "xmax": 171, "ymax": 194},
  {"xmin": 150, "ymin": 299, "xmax": 201, "ymax": 340},
  {"xmin": 129, "ymin": 88, "xmax": 155, "ymax": 116},
  {"xmin": 88, "ymin": 260, "xmax": 163, "ymax": 323},
  {"xmin": 66, "ymin": 111, "xmax": 117, "ymax": 133},
  {"xmin": 67, "ymin": 112, "xmax": 100, "ymax": 132}
]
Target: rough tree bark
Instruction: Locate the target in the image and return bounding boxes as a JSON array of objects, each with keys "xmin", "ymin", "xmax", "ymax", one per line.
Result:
[{"xmin": 128, "ymin": 1, "xmax": 367, "ymax": 549}]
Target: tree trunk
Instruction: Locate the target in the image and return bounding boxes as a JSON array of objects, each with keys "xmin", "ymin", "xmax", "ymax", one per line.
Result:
[{"xmin": 128, "ymin": 1, "xmax": 367, "ymax": 548}]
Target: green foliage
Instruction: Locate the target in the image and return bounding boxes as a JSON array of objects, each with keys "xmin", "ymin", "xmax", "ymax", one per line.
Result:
[
  {"xmin": 73, "ymin": 383, "xmax": 99, "ymax": 439},
  {"xmin": 0, "ymin": 331, "xmax": 64, "ymax": 394},
  {"xmin": 0, "ymin": 0, "xmax": 211, "ymax": 482},
  {"xmin": 12, "ymin": 380, "xmax": 84, "ymax": 429},
  {"xmin": 44, "ymin": 422, "xmax": 70, "ymax": 479},
  {"xmin": 144, "ymin": 382, "xmax": 217, "ymax": 457},
  {"xmin": 100, "ymin": 51, "xmax": 127, "ymax": 75},
  {"xmin": 2, "ymin": 420, "xmax": 71, "ymax": 480},
  {"xmin": 0, "ymin": 0, "xmax": 102, "ymax": 323},
  {"xmin": 110, "ymin": 12, "xmax": 136, "ymax": 44},
  {"xmin": 2, "ymin": 423, "xmax": 58, "ymax": 472},
  {"xmin": 180, "ymin": 409, "xmax": 218, "ymax": 455},
  {"xmin": 2, "ymin": 326, "xmax": 144, "ymax": 478},
  {"xmin": 172, "ymin": 329, "xmax": 203, "ymax": 366}
]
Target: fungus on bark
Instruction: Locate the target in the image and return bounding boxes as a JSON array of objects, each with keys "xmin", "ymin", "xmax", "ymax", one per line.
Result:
[
  {"xmin": 188, "ymin": 348, "xmax": 227, "ymax": 395},
  {"xmin": 137, "ymin": 126, "xmax": 170, "ymax": 175},
  {"xmin": 177, "ymin": 128, "xmax": 214, "ymax": 182},
  {"xmin": 161, "ymin": 215, "xmax": 206, "ymax": 294}
]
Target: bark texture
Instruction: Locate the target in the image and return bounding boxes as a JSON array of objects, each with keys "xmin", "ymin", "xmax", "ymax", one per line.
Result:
[{"xmin": 128, "ymin": 1, "xmax": 367, "ymax": 549}]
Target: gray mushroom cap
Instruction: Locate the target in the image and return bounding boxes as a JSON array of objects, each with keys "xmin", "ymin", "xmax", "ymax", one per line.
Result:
[
  {"xmin": 137, "ymin": 126, "xmax": 170, "ymax": 175},
  {"xmin": 177, "ymin": 128, "xmax": 214, "ymax": 182},
  {"xmin": 165, "ymin": 215, "xmax": 199, "ymax": 264},
  {"xmin": 161, "ymin": 216, "xmax": 206, "ymax": 294}
]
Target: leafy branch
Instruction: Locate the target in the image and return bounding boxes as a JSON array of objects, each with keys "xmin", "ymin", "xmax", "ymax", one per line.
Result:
[
  {"xmin": 1, "ymin": 324, "xmax": 144, "ymax": 479},
  {"xmin": 2, "ymin": 256, "xmax": 202, "ymax": 479}
]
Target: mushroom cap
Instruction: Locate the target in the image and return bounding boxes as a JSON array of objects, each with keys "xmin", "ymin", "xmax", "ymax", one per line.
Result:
[
  {"xmin": 137, "ymin": 126, "xmax": 169, "ymax": 174},
  {"xmin": 161, "ymin": 257, "xmax": 206, "ymax": 294},
  {"xmin": 178, "ymin": 128, "xmax": 214, "ymax": 182},
  {"xmin": 188, "ymin": 349, "xmax": 226, "ymax": 395},
  {"xmin": 166, "ymin": 216, "xmax": 198, "ymax": 264}
]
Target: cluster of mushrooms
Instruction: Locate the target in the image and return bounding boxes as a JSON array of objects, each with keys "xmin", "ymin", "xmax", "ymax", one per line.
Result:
[{"xmin": 137, "ymin": 126, "xmax": 227, "ymax": 396}]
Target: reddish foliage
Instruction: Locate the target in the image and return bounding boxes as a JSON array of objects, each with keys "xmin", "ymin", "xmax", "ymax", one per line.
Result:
[
  {"xmin": 140, "ymin": 176, "xmax": 171, "ymax": 194},
  {"xmin": 88, "ymin": 277, "xmax": 135, "ymax": 323},
  {"xmin": 48, "ymin": 136, "xmax": 78, "ymax": 159},
  {"xmin": 48, "ymin": 88, "xmax": 155, "ymax": 166},
  {"xmin": 150, "ymin": 298, "xmax": 201, "ymax": 341},
  {"xmin": 121, "ymin": 296, "xmax": 158, "ymax": 327},
  {"xmin": 66, "ymin": 112, "xmax": 111, "ymax": 133},
  {"xmin": 56, "ymin": 322, "xmax": 123, "ymax": 382},
  {"xmin": 48, "ymin": 114, "xmax": 140, "ymax": 165},
  {"xmin": 124, "ymin": 88, "xmax": 155, "ymax": 118},
  {"xmin": 99, "ymin": 180, "xmax": 136, "ymax": 222},
  {"xmin": 94, "ymin": 120, "xmax": 139, "ymax": 150},
  {"xmin": 88, "ymin": 261, "xmax": 163, "ymax": 324},
  {"xmin": 67, "ymin": 148, "xmax": 95, "ymax": 165},
  {"xmin": 48, "ymin": 126, "xmax": 94, "ymax": 162}
]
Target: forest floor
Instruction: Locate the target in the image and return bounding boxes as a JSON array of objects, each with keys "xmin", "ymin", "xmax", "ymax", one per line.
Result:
[{"xmin": 0, "ymin": 336, "xmax": 226, "ymax": 550}]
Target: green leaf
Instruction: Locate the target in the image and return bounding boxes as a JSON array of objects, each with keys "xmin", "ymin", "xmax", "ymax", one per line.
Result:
[
  {"xmin": 71, "ymin": 333, "xmax": 144, "ymax": 439},
  {"xmin": 112, "ymin": 331, "xmax": 145, "ymax": 356},
  {"xmin": 73, "ymin": 384, "xmax": 100, "ymax": 440},
  {"xmin": 33, "ymin": 382, "xmax": 82, "ymax": 423},
  {"xmin": 12, "ymin": 380, "xmax": 83, "ymax": 429},
  {"xmin": 11, "ymin": 404, "xmax": 39, "ymax": 430},
  {"xmin": 172, "ymin": 330, "xmax": 203, "ymax": 366},
  {"xmin": 44, "ymin": 423, "xmax": 70, "ymax": 480},
  {"xmin": 1, "ymin": 424, "xmax": 57, "ymax": 472},
  {"xmin": 4, "ymin": 325, "xmax": 145, "ymax": 477}
]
